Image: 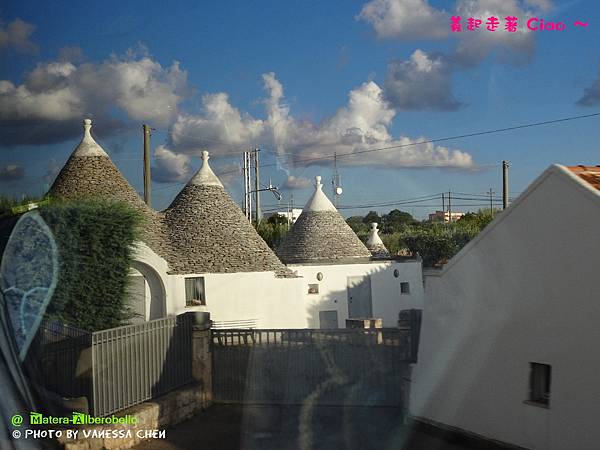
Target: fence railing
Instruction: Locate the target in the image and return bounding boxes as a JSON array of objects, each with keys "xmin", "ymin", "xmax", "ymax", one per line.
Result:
[
  {"xmin": 91, "ymin": 314, "xmax": 194, "ymax": 416},
  {"xmin": 211, "ymin": 328, "xmax": 414, "ymax": 405},
  {"xmin": 212, "ymin": 328, "xmax": 412, "ymax": 353},
  {"xmin": 37, "ymin": 314, "xmax": 195, "ymax": 417},
  {"xmin": 35, "ymin": 320, "xmax": 92, "ymax": 399}
]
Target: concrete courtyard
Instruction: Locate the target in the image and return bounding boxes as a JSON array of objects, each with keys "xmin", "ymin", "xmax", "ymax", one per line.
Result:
[{"xmin": 134, "ymin": 404, "xmax": 470, "ymax": 450}]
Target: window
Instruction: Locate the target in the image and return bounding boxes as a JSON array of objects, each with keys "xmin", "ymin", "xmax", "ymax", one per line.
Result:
[
  {"xmin": 308, "ymin": 284, "xmax": 319, "ymax": 294},
  {"xmin": 400, "ymin": 282, "xmax": 410, "ymax": 294},
  {"xmin": 185, "ymin": 277, "xmax": 205, "ymax": 306},
  {"xmin": 528, "ymin": 363, "xmax": 551, "ymax": 406}
]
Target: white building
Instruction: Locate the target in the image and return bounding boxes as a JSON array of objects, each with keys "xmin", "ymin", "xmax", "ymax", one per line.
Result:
[
  {"xmin": 410, "ymin": 164, "xmax": 600, "ymax": 450},
  {"xmin": 428, "ymin": 210, "xmax": 465, "ymax": 222},
  {"xmin": 263, "ymin": 208, "xmax": 303, "ymax": 224},
  {"xmin": 50, "ymin": 120, "xmax": 306, "ymax": 329},
  {"xmin": 277, "ymin": 176, "xmax": 423, "ymax": 328},
  {"xmin": 50, "ymin": 119, "xmax": 424, "ymax": 330}
]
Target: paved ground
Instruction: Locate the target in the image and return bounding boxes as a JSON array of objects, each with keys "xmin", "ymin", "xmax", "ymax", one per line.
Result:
[{"xmin": 135, "ymin": 404, "xmax": 471, "ymax": 450}]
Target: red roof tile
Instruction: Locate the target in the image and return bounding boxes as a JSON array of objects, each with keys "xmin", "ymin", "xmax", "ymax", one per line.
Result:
[{"xmin": 567, "ymin": 165, "xmax": 600, "ymax": 192}]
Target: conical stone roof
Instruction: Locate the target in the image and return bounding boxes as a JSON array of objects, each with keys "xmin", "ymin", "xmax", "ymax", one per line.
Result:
[
  {"xmin": 366, "ymin": 222, "xmax": 390, "ymax": 258},
  {"xmin": 48, "ymin": 119, "xmax": 171, "ymax": 261},
  {"xmin": 277, "ymin": 176, "xmax": 371, "ymax": 264},
  {"xmin": 164, "ymin": 151, "xmax": 293, "ymax": 277}
]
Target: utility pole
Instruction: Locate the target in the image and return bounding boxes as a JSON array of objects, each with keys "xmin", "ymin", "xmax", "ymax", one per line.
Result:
[
  {"xmin": 332, "ymin": 152, "xmax": 342, "ymax": 208},
  {"xmin": 242, "ymin": 151, "xmax": 250, "ymax": 221},
  {"xmin": 447, "ymin": 190, "xmax": 451, "ymax": 223},
  {"xmin": 502, "ymin": 160, "xmax": 509, "ymax": 210},
  {"xmin": 143, "ymin": 124, "xmax": 152, "ymax": 207},
  {"xmin": 253, "ymin": 148, "xmax": 261, "ymax": 223},
  {"xmin": 441, "ymin": 193, "xmax": 445, "ymax": 217},
  {"xmin": 245, "ymin": 151, "xmax": 253, "ymax": 222},
  {"xmin": 488, "ymin": 188, "xmax": 495, "ymax": 216}
]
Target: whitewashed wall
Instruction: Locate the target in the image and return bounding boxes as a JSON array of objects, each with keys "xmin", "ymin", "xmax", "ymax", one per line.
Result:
[
  {"xmin": 130, "ymin": 244, "xmax": 423, "ymax": 330},
  {"xmin": 130, "ymin": 242, "xmax": 307, "ymax": 328},
  {"xmin": 290, "ymin": 260, "xmax": 423, "ymax": 328},
  {"xmin": 170, "ymin": 272, "xmax": 307, "ymax": 328},
  {"xmin": 410, "ymin": 165, "xmax": 600, "ymax": 450}
]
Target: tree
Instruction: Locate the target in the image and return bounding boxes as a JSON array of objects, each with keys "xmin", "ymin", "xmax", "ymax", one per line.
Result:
[
  {"xmin": 381, "ymin": 209, "xmax": 414, "ymax": 233},
  {"xmin": 363, "ymin": 210, "xmax": 381, "ymax": 225}
]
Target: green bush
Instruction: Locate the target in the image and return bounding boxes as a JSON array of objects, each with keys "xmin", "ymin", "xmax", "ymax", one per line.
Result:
[{"xmin": 38, "ymin": 198, "xmax": 143, "ymax": 331}]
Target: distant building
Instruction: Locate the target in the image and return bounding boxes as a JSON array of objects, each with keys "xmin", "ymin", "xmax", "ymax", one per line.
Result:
[
  {"xmin": 411, "ymin": 164, "xmax": 600, "ymax": 450},
  {"xmin": 277, "ymin": 176, "xmax": 423, "ymax": 328},
  {"xmin": 263, "ymin": 208, "xmax": 303, "ymax": 224},
  {"xmin": 428, "ymin": 210, "xmax": 464, "ymax": 222}
]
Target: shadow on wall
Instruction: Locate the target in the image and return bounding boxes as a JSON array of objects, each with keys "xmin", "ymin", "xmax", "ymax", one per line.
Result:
[
  {"xmin": 304, "ymin": 264, "xmax": 390, "ymax": 329},
  {"xmin": 127, "ymin": 260, "xmax": 167, "ymax": 322}
]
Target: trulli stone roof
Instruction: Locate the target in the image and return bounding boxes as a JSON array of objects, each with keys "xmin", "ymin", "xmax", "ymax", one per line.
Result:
[
  {"xmin": 48, "ymin": 119, "xmax": 172, "ymax": 261},
  {"xmin": 164, "ymin": 151, "xmax": 294, "ymax": 277},
  {"xmin": 277, "ymin": 176, "xmax": 372, "ymax": 264},
  {"xmin": 366, "ymin": 222, "xmax": 390, "ymax": 258}
]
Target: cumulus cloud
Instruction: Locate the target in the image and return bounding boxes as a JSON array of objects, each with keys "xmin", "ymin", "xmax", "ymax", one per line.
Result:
[
  {"xmin": 577, "ymin": 72, "xmax": 600, "ymax": 107},
  {"xmin": 282, "ymin": 176, "xmax": 312, "ymax": 190},
  {"xmin": 453, "ymin": 0, "xmax": 539, "ymax": 66},
  {"xmin": 0, "ymin": 52, "xmax": 190, "ymax": 146},
  {"xmin": 151, "ymin": 145, "xmax": 192, "ymax": 183},
  {"xmin": 358, "ymin": 0, "xmax": 553, "ymax": 65},
  {"xmin": 166, "ymin": 73, "xmax": 474, "ymax": 171},
  {"xmin": 170, "ymin": 94, "xmax": 263, "ymax": 153},
  {"xmin": 0, "ymin": 18, "xmax": 37, "ymax": 53},
  {"xmin": 384, "ymin": 49, "xmax": 461, "ymax": 111},
  {"xmin": 357, "ymin": 0, "xmax": 450, "ymax": 39},
  {"xmin": 0, "ymin": 165, "xmax": 25, "ymax": 182}
]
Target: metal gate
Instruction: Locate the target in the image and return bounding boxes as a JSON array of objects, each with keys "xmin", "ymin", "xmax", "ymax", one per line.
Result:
[{"xmin": 211, "ymin": 328, "xmax": 413, "ymax": 406}]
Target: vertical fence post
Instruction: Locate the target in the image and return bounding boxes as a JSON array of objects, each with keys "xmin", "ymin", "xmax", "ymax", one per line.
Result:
[{"xmin": 191, "ymin": 312, "xmax": 213, "ymax": 407}]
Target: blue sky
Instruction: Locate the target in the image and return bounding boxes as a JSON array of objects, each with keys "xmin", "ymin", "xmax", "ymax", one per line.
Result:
[{"xmin": 1, "ymin": 0, "xmax": 600, "ymax": 218}]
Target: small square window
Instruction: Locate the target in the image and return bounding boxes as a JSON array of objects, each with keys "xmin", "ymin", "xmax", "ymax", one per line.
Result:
[
  {"xmin": 529, "ymin": 362, "xmax": 551, "ymax": 406},
  {"xmin": 400, "ymin": 282, "xmax": 410, "ymax": 294},
  {"xmin": 308, "ymin": 284, "xmax": 319, "ymax": 294},
  {"xmin": 185, "ymin": 277, "xmax": 205, "ymax": 306}
]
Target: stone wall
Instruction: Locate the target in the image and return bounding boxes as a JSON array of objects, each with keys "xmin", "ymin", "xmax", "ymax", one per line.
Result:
[
  {"xmin": 277, "ymin": 210, "xmax": 372, "ymax": 264},
  {"xmin": 164, "ymin": 184, "xmax": 293, "ymax": 277}
]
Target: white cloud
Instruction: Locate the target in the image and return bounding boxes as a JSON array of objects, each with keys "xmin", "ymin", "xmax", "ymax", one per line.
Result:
[
  {"xmin": 282, "ymin": 176, "xmax": 312, "ymax": 190},
  {"xmin": 453, "ymin": 0, "xmax": 538, "ymax": 66},
  {"xmin": 357, "ymin": 0, "xmax": 450, "ymax": 39},
  {"xmin": 384, "ymin": 49, "xmax": 461, "ymax": 110},
  {"xmin": 166, "ymin": 73, "xmax": 475, "ymax": 171},
  {"xmin": 152, "ymin": 145, "xmax": 192, "ymax": 183},
  {"xmin": 0, "ymin": 52, "xmax": 190, "ymax": 145},
  {"xmin": 359, "ymin": 0, "xmax": 554, "ymax": 65},
  {"xmin": 170, "ymin": 94, "xmax": 264, "ymax": 153},
  {"xmin": 0, "ymin": 164, "xmax": 25, "ymax": 182},
  {"xmin": 577, "ymin": 72, "xmax": 600, "ymax": 106},
  {"xmin": 0, "ymin": 18, "xmax": 37, "ymax": 53}
]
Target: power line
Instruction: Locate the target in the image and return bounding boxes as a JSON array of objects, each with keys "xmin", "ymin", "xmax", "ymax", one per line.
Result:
[
  {"xmin": 212, "ymin": 111, "xmax": 600, "ymax": 176},
  {"xmin": 150, "ymin": 111, "xmax": 600, "ymax": 192}
]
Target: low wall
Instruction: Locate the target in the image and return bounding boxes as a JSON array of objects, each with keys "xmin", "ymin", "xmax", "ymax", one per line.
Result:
[{"xmin": 57, "ymin": 383, "xmax": 211, "ymax": 450}]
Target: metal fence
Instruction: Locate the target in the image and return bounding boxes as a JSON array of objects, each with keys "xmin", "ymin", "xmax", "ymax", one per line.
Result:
[
  {"xmin": 91, "ymin": 314, "xmax": 194, "ymax": 416},
  {"xmin": 212, "ymin": 328, "xmax": 413, "ymax": 406},
  {"xmin": 34, "ymin": 320, "xmax": 92, "ymax": 399},
  {"xmin": 37, "ymin": 314, "xmax": 195, "ymax": 417}
]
